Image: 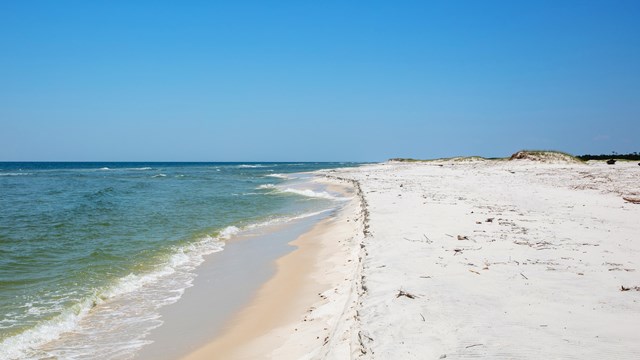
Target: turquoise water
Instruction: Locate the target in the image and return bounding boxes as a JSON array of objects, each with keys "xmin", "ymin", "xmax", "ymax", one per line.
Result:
[{"xmin": 0, "ymin": 162, "xmax": 356, "ymax": 359}]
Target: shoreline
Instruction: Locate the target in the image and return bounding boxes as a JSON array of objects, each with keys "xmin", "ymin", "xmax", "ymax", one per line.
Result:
[
  {"xmin": 180, "ymin": 179, "xmax": 362, "ymax": 359},
  {"xmin": 134, "ymin": 212, "xmax": 331, "ymax": 360},
  {"xmin": 147, "ymin": 158, "xmax": 640, "ymax": 359}
]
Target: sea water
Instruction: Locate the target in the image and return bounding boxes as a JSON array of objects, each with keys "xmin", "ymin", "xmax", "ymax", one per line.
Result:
[{"xmin": 0, "ymin": 162, "xmax": 356, "ymax": 359}]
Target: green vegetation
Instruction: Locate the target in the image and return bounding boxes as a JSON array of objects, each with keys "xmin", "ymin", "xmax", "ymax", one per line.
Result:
[
  {"xmin": 577, "ymin": 152, "xmax": 640, "ymax": 161},
  {"xmin": 390, "ymin": 151, "xmax": 640, "ymax": 163},
  {"xmin": 388, "ymin": 158, "xmax": 423, "ymax": 162},
  {"xmin": 509, "ymin": 150, "xmax": 584, "ymax": 162}
]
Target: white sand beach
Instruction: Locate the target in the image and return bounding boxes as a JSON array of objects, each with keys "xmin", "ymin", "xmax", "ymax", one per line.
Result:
[{"xmin": 183, "ymin": 155, "xmax": 640, "ymax": 359}]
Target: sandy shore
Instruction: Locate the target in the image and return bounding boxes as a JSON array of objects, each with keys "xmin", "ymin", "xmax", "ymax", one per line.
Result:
[
  {"xmin": 182, "ymin": 158, "xmax": 640, "ymax": 359},
  {"xmin": 181, "ymin": 180, "xmax": 363, "ymax": 360}
]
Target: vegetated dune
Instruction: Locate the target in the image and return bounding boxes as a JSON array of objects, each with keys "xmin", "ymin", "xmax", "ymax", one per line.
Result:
[{"xmin": 509, "ymin": 150, "xmax": 583, "ymax": 163}]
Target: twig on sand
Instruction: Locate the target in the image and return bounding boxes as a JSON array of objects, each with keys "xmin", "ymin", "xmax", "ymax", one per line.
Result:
[
  {"xmin": 621, "ymin": 285, "xmax": 640, "ymax": 291},
  {"xmin": 420, "ymin": 313, "xmax": 426, "ymax": 321},
  {"xmin": 623, "ymin": 197, "xmax": 640, "ymax": 204},
  {"xmin": 520, "ymin": 273, "xmax": 528, "ymax": 280},
  {"xmin": 404, "ymin": 235, "xmax": 432, "ymax": 243},
  {"xmin": 465, "ymin": 343, "xmax": 484, "ymax": 349},
  {"xmin": 397, "ymin": 290, "xmax": 418, "ymax": 299}
]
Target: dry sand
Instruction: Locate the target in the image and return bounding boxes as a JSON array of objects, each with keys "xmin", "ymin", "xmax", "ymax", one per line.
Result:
[{"xmin": 184, "ymin": 158, "xmax": 640, "ymax": 359}]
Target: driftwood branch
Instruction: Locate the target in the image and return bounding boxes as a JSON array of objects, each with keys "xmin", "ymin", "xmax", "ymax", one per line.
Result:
[
  {"xmin": 621, "ymin": 285, "xmax": 640, "ymax": 291},
  {"xmin": 397, "ymin": 290, "xmax": 418, "ymax": 299}
]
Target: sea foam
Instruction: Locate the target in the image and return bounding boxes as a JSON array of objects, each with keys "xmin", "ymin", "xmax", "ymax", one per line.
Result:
[
  {"xmin": 265, "ymin": 173, "xmax": 290, "ymax": 179},
  {"xmin": 0, "ymin": 214, "xmax": 328, "ymax": 359},
  {"xmin": 281, "ymin": 188, "xmax": 349, "ymax": 201},
  {"xmin": 0, "ymin": 233, "xmax": 226, "ymax": 360},
  {"xmin": 256, "ymin": 184, "xmax": 276, "ymax": 190},
  {"xmin": 0, "ymin": 172, "xmax": 31, "ymax": 176}
]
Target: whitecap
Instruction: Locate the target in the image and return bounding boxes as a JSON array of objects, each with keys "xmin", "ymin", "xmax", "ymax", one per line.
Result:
[
  {"xmin": 0, "ymin": 235, "xmax": 225, "ymax": 360},
  {"xmin": 0, "ymin": 172, "xmax": 31, "ymax": 176},
  {"xmin": 219, "ymin": 226, "xmax": 240, "ymax": 239},
  {"xmin": 244, "ymin": 209, "xmax": 333, "ymax": 230},
  {"xmin": 281, "ymin": 188, "xmax": 349, "ymax": 201},
  {"xmin": 265, "ymin": 173, "xmax": 289, "ymax": 179},
  {"xmin": 256, "ymin": 184, "xmax": 276, "ymax": 190}
]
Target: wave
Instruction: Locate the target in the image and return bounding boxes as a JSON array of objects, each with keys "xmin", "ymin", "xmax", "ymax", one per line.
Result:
[
  {"xmin": 152, "ymin": 174, "xmax": 167, "ymax": 178},
  {"xmin": 95, "ymin": 167, "xmax": 153, "ymax": 172},
  {"xmin": 0, "ymin": 228, "xmax": 230, "ymax": 360},
  {"xmin": 281, "ymin": 188, "xmax": 349, "ymax": 201},
  {"xmin": 237, "ymin": 164, "xmax": 265, "ymax": 168},
  {"xmin": 228, "ymin": 210, "xmax": 330, "ymax": 231},
  {"xmin": 219, "ymin": 226, "xmax": 240, "ymax": 239},
  {"xmin": 243, "ymin": 209, "xmax": 333, "ymax": 231},
  {"xmin": 256, "ymin": 184, "xmax": 276, "ymax": 190},
  {"xmin": 0, "ymin": 204, "xmax": 336, "ymax": 359},
  {"xmin": 256, "ymin": 183, "xmax": 349, "ymax": 201},
  {"xmin": 264, "ymin": 173, "xmax": 289, "ymax": 179},
  {"xmin": 0, "ymin": 172, "xmax": 31, "ymax": 176}
]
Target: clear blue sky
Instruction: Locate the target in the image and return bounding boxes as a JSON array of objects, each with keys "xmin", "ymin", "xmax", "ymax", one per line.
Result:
[{"xmin": 1, "ymin": 1, "xmax": 638, "ymax": 161}]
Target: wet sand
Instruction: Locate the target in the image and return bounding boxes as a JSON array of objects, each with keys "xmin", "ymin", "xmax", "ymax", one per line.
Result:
[{"xmin": 135, "ymin": 212, "xmax": 332, "ymax": 359}]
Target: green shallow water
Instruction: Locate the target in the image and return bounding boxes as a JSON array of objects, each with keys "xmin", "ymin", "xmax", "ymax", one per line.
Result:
[{"xmin": 0, "ymin": 162, "xmax": 357, "ymax": 359}]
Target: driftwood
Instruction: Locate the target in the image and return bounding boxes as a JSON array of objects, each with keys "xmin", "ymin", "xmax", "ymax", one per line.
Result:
[
  {"xmin": 621, "ymin": 285, "xmax": 640, "ymax": 291},
  {"xmin": 623, "ymin": 197, "xmax": 640, "ymax": 204},
  {"xmin": 397, "ymin": 290, "xmax": 418, "ymax": 299}
]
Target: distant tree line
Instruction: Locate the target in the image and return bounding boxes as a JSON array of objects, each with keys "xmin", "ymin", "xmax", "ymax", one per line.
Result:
[{"xmin": 577, "ymin": 152, "xmax": 640, "ymax": 161}]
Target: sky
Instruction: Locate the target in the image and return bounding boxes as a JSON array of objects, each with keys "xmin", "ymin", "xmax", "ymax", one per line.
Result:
[{"xmin": 1, "ymin": 1, "xmax": 639, "ymax": 161}]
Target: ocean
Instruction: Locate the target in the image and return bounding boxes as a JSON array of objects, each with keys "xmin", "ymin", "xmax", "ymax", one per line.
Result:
[{"xmin": 0, "ymin": 162, "xmax": 356, "ymax": 359}]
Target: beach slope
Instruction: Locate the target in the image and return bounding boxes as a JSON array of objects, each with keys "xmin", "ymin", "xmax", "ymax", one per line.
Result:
[{"xmin": 185, "ymin": 158, "xmax": 640, "ymax": 359}]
